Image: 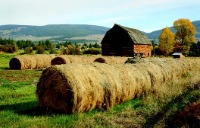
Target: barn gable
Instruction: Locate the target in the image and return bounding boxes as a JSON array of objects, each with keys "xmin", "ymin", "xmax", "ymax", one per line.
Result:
[
  {"xmin": 118, "ymin": 24, "xmax": 151, "ymax": 45},
  {"xmin": 101, "ymin": 24, "xmax": 151, "ymax": 57}
]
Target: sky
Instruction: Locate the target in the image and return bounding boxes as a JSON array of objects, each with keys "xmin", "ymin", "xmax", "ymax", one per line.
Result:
[{"xmin": 0, "ymin": 0, "xmax": 199, "ymax": 32}]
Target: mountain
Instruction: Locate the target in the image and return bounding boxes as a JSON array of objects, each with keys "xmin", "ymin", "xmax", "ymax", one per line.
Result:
[
  {"xmin": 146, "ymin": 20, "xmax": 200, "ymax": 41},
  {"xmin": 0, "ymin": 20, "xmax": 199, "ymax": 43},
  {"xmin": 0, "ymin": 24, "xmax": 109, "ymax": 43}
]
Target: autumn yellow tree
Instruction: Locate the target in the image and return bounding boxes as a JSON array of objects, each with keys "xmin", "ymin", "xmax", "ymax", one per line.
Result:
[
  {"xmin": 159, "ymin": 27, "xmax": 175, "ymax": 56},
  {"xmin": 173, "ymin": 18, "xmax": 196, "ymax": 54}
]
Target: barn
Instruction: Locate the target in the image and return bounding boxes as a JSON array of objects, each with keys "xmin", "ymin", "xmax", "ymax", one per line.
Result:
[{"xmin": 101, "ymin": 24, "xmax": 151, "ymax": 57}]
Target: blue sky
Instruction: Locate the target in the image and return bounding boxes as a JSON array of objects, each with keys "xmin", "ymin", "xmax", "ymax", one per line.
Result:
[{"xmin": 0, "ymin": 0, "xmax": 199, "ymax": 32}]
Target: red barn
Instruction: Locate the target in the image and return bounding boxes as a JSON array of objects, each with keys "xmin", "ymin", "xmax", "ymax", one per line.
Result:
[{"xmin": 101, "ymin": 24, "xmax": 151, "ymax": 57}]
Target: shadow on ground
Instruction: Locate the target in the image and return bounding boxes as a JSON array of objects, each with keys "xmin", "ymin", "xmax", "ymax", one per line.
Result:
[
  {"xmin": 143, "ymin": 84, "xmax": 200, "ymax": 128},
  {"xmin": 0, "ymin": 101, "xmax": 59, "ymax": 116}
]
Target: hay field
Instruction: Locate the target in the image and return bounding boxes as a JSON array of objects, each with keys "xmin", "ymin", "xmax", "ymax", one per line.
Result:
[
  {"xmin": 37, "ymin": 58, "xmax": 200, "ymax": 113},
  {"xmin": 1, "ymin": 53, "xmax": 200, "ymax": 127}
]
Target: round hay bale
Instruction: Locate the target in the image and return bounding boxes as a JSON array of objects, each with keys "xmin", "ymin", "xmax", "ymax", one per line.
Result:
[
  {"xmin": 37, "ymin": 63, "xmax": 105, "ymax": 113},
  {"xmin": 36, "ymin": 58, "xmax": 200, "ymax": 113},
  {"xmin": 94, "ymin": 57, "xmax": 106, "ymax": 63},
  {"xmin": 9, "ymin": 54, "xmax": 56, "ymax": 70},
  {"xmin": 32, "ymin": 54, "xmax": 56, "ymax": 69},
  {"xmin": 9, "ymin": 57, "xmax": 22, "ymax": 70},
  {"xmin": 38, "ymin": 54, "xmax": 54, "ymax": 68},
  {"xmin": 36, "ymin": 63, "xmax": 152, "ymax": 113},
  {"xmin": 51, "ymin": 55, "xmax": 99, "ymax": 65},
  {"xmin": 51, "ymin": 55, "xmax": 71, "ymax": 65},
  {"xmin": 94, "ymin": 56, "xmax": 128, "ymax": 64},
  {"xmin": 9, "ymin": 55, "xmax": 36, "ymax": 70}
]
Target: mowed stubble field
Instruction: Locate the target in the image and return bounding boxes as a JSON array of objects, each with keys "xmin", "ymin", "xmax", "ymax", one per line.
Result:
[{"xmin": 0, "ymin": 53, "xmax": 200, "ymax": 128}]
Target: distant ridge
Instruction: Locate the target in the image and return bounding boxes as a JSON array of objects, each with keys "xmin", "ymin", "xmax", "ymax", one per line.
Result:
[
  {"xmin": 0, "ymin": 24, "xmax": 109, "ymax": 42},
  {"xmin": 145, "ymin": 20, "xmax": 200, "ymax": 41},
  {"xmin": 0, "ymin": 20, "xmax": 199, "ymax": 42}
]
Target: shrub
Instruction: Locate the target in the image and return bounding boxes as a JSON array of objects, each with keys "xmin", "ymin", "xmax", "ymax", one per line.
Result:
[
  {"xmin": 2, "ymin": 44, "xmax": 18, "ymax": 53},
  {"xmin": 36, "ymin": 45, "xmax": 45, "ymax": 54},
  {"xmin": 49, "ymin": 45, "xmax": 58, "ymax": 54},
  {"xmin": 83, "ymin": 48, "xmax": 101, "ymax": 55},
  {"xmin": 0, "ymin": 45, "xmax": 3, "ymax": 51},
  {"xmin": 60, "ymin": 45, "xmax": 81, "ymax": 55},
  {"xmin": 24, "ymin": 47, "xmax": 33, "ymax": 54}
]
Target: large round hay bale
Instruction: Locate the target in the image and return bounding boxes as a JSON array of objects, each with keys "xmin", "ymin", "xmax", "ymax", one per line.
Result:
[
  {"xmin": 9, "ymin": 54, "xmax": 56, "ymax": 70},
  {"xmin": 36, "ymin": 63, "xmax": 153, "ymax": 113},
  {"xmin": 36, "ymin": 58, "xmax": 200, "ymax": 113}
]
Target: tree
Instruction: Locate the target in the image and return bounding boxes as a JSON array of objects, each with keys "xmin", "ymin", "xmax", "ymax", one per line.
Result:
[
  {"xmin": 81, "ymin": 43, "xmax": 88, "ymax": 50},
  {"xmin": 173, "ymin": 18, "xmax": 196, "ymax": 54},
  {"xmin": 151, "ymin": 39, "xmax": 156, "ymax": 56},
  {"xmin": 93, "ymin": 42, "xmax": 101, "ymax": 48},
  {"xmin": 24, "ymin": 47, "xmax": 33, "ymax": 54},
  {"xmin": 189, "ymin": 41, "xmax": 200, "ymax": 56},
  {"xmin": 45, "ymin": 40, "xmax": 52, "ymax": 50},
  {"xmin": 63, "ymin": 41, "xmax": 71, "ymax": 47},
  {"xmin": 159, "ymin": 27, "xmax": 175, "ymax": 56},
  {"xmin": 49, "ymin": 44, "xmax": 57, "ymax": 54},
  {"xmin": 89, "ymin": 43, "xmax": 92, "ymax": 48}
]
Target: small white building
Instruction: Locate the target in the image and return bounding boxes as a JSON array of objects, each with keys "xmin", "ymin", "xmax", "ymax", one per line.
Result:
[{"xmin": 172, "ymin": 52, "xmax": 185, "ymax": 59}]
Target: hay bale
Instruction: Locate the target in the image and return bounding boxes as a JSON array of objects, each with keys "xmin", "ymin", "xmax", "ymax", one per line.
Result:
[
  {"xmin": 125, "ymin": 57, "xmax": 145, "ymax": 64},
  {"xmin": 94, "ymin": 57, "xmax": 106, "ymax": 63},
  {"xmin": 94, "ymin": 56, "xmax": 128, "ymax": 64},
  {"xmin": 51, "ymin": 55, "xmax": 98, "ymax": 65},
  {"xmin": 36, "ymin": 58, "xmax": 200, "ymax": 113},
  {"xmin": 52, "ymin": 55, "xmax": 128, "ymax": 65},
  {"xmin": 36, "ymin": 63, "xmax": 153, "ymax": 113},
  {"xmin": 9, "ymin": 54, "xmax": 56, "ymax": 70},
  {"xmin": 9, "ymin": 55, "xmax": 36, "ymax": 70},
  {"xmin": 51, "ymin": 55, "xmax": 71, "ymax": 65},
  {"xmin": 9, "ymin": 57, "xmax": 21, "ymax": 70}
]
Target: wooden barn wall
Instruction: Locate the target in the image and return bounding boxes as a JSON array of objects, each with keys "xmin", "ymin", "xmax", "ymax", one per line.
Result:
[
  {"xmin": 134, "ymin": 44, "xmax": 151, "ymax": 57},
  {"xmin": 102, "ymin": 26, "xmax": 134, "ymax": 56}
]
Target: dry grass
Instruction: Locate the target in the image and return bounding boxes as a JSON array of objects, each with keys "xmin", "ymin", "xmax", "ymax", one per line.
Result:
[
  {"xmin": 36, "ymin": 58, "xmax": 200, "ymax": 113},
  {"xmin": 9, "ymin": 54, "xmax": 56, "ymax": 70}
]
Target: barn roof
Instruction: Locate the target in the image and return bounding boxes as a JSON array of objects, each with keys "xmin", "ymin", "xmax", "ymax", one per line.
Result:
[{"xmin": 115, "ymin": 24, "xmax": 151, "ymax": 45}]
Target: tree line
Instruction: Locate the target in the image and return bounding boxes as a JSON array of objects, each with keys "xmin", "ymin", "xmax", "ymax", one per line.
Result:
[
  {"xmin": 0, "ymin": 38, "xmax": 101, "ymax": 55},
  {"xmin": 156, "ymin": 18, "xmax": 199, "ymax": 56}
]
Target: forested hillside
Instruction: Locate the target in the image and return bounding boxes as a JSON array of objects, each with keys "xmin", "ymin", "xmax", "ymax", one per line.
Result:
[
  {"xmin": 0, "ymin": 24, "xmax": 109, "ymax": 42},
  {"xmin": 0, "ymin": 20, "xmax": 199, "ymax": 42}
]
